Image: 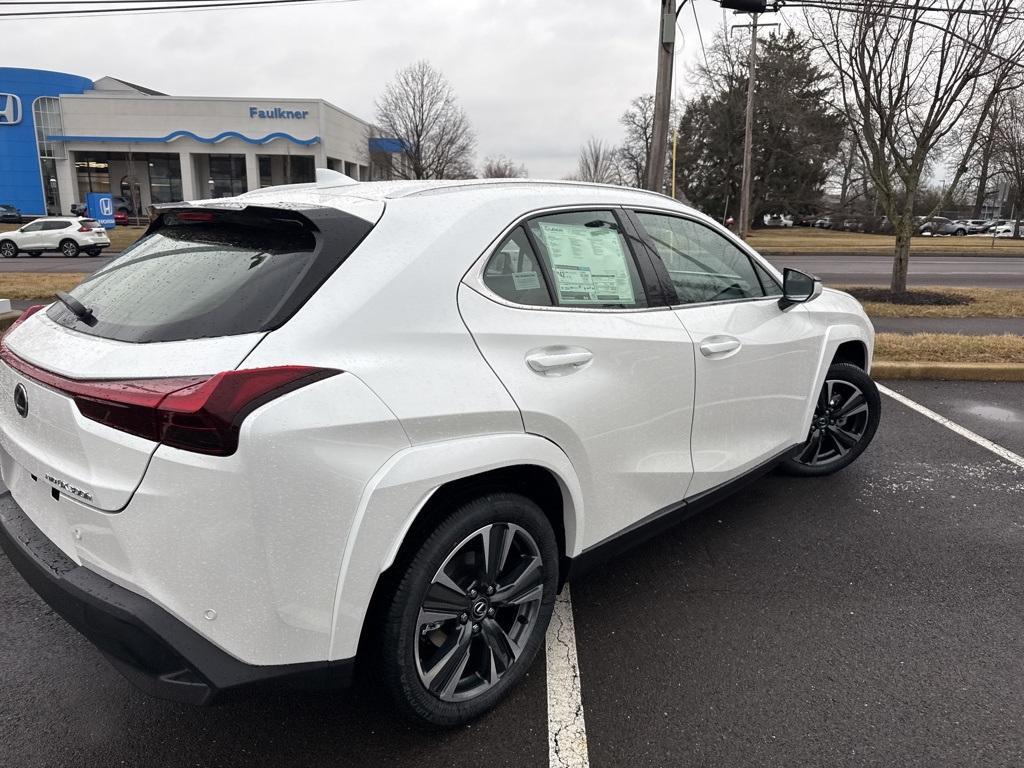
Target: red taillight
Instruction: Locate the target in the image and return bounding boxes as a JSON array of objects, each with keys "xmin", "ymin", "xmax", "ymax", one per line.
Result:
[
  {"xmin": 0, "ymin": 344, "xmax": 339, "ymax": 456},
  {"xmin": 78, "ymin": 225, "xmax": 91, "ymax": 232}
]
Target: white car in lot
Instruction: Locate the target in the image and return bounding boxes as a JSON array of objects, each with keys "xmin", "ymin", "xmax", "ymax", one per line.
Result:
[
  {"xmin": 0, "ymin": 216, "xmax": 111, "ymax": 258},
  {"xmin": 0, "ymin": 174, "xmax": 880, "ymax": 726}
]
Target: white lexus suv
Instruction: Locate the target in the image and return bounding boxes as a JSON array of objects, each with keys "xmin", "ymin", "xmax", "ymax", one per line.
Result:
[{"xmin": 0, "ymin": 174, "xmax": 879, "ymax": 726}]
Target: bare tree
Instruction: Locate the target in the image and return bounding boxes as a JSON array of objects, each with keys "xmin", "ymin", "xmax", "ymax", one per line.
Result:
[
  {"xmin": 573, "ymin": 138, "xmax": 622, "ymax": 184},
  {"xmin": 374, "ymin": 60, "xmax": 477, "ymax": 180},
  {"xmin": 806, "ymin": 1, "xmax": 1024, "ymax": 292},
  {"xmin": 617, "ymin": 95, "xmax": 656, "ymax": 188},
  {"xmin": 993, "ymin": 90, "xmax": 1024, "ymax": 238},
  {"xmin": 481, "ymin": 155, "xmax": 528, "ymax": 178}
]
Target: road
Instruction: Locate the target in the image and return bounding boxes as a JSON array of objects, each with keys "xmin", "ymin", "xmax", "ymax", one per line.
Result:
[
  {"xmin": 764, "ymin": 254, "xmax": 1024, "ymax": 289},
  {"xmin": 2, "ymin": 381, "xmax": 1023, "ymax": 767}
]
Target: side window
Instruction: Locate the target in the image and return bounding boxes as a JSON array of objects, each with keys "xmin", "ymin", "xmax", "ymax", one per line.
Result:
[
  {"xmin": 525, "ymin": 210, "xmax": 647, "ymax": 308},
  {"xmin": 635, "ymin": 212, "xmax": 766, "ymax": 304},
  {"xmin": 21, "ymin": 221, "xmax": 44, "ymax": 232},
  {"xmin": 44, "ymin": 221, "xmax": 71, "ymax": 230},
  {"xmin": 753, "ymin": 260, "xmax": 783, "ymax": 296},
  {"xmin": 482, "ymin": 227, "xmax": 552, "ymax": 307}
]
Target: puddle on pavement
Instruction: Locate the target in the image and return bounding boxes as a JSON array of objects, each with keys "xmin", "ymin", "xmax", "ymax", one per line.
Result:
[{"xmin": 959, "ymin": 403, "xmax": 1023, "ymax": 423}]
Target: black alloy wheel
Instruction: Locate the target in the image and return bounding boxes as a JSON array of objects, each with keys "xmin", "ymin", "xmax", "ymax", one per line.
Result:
[
  {"xmin": 780, "ymin": 362, "xmax": 881, "ymax": 477},
  {"xmin": 378, "ymin": 492, "xmax": 557, "ymax": 726},
  {"xmin": 60, "ymin": 239, "xmax": 80, "ymax": 258}
]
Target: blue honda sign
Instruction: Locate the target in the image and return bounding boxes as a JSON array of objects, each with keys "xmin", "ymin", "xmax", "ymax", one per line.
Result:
[{"xmin": 86, "ymin": 192, "xmax": 116, "ymax": 229}]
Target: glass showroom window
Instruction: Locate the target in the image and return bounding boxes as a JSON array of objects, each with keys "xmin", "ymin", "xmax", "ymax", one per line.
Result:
[
  {"xmin": 148, "ymin": 155, "xmax": 183, "ymax": 204},
  {"xmin": 207, "ymin": 155, "xmax": 247, "ymax": 198},
  {"xmin": 33, "ymin": 97, "xmax": 66, "ymax": 214}
]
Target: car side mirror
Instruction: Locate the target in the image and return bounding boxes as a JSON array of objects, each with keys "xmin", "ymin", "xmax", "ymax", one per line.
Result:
[{"xmin": 778, "ymin": 268, "xmax": 822, "ymax": 310}]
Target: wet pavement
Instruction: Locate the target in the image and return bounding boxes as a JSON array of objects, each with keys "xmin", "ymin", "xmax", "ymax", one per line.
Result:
[
  {"xmin": 871, "ymin": 317, "xmax": 1024, "ymax": 335},
  {"xmin": 1, "ymin": 380, "xmax": 1023, "ymax": 767}
]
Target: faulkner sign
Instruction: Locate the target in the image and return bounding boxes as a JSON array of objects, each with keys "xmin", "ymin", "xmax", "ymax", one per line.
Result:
[{"xmin": 249, "ymin": 106, "xmax": 309, "ymax": 119}]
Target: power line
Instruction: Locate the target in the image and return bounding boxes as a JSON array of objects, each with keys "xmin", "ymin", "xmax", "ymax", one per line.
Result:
[
  {"xmin": 0, "ymin": 0, "xmax": 363, "ymax": 19},
  {"xmin": 691, "ymin": 1, "xmax": 710, "ymax": 70}
]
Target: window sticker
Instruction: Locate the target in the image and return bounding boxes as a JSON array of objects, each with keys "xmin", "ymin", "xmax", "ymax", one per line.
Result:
[
  {"xmin": 535, "ymin": 222, "xmax": 635, "ymax": 304},
  {"xmin": 512, "ymin": 271, "xmax": 541, "ymax": 290}
]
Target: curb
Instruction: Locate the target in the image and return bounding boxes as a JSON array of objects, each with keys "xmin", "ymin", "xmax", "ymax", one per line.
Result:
[{"xmin": 873, "ymin": 361, "xmax": 1024, "ymax": 381}]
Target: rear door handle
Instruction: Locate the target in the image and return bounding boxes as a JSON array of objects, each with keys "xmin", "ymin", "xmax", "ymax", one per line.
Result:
[
  {"xmin": 525, "ymin": 346, "xmax": 594, "ymax": 373},
  {"xmin": 699, "ymin": 337, "xmax": 741, "ymax": 357}
]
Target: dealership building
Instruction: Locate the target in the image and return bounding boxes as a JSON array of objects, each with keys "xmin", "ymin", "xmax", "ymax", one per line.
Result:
[{"xmin": 0, "ymin": 67, "xmax": 398, "ymax": 217}]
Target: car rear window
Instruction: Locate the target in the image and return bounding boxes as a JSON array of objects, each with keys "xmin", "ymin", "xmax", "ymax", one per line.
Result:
[
  {"xmin": 81, "ymin": 219, "xmax": 102, "ymax": 229},
  {"xmin": 46, "ymin": 206, "xmax": 375, "ymax": 343}
]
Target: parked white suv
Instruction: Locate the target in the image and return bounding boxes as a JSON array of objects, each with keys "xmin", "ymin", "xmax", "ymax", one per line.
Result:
[
  {"xmin": 0, "ymin": 216, "xmax": 111, "ymax": 258},
  {"xmin": 0, "ymin": 175, "xmax": 879, "ymax": 726}
]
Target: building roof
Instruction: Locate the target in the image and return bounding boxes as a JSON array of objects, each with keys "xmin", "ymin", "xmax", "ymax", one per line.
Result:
[{"xmin": 90, "ymin": 76, "xmax": 167, "ymax": 96}]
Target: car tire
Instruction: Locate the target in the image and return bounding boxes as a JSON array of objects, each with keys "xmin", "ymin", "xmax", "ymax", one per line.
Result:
[
  {"xmin": 377, "ymin": 491, "xmax": 558, "ymax": 727},
  {"xmin": 59, "ymin": 239, "xmax": 80, "ymax": 258},
  {"xmin": 86, "ymin": 249, "xmax": 101, "ymax": 257},
  {"xmin": 779, "ymin": 362, "xmax": 881, "ymax": 477},
  {"xmin": 955, "ymin": 228, "xmax": 966, "ymax": 236},
  {"xmin": 0, "ymin": 240, "xmax": 17, "ymax": 259}
]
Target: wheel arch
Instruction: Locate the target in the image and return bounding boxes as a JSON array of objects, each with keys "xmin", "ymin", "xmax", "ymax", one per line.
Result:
[
  {"xmin": 832, "ymin": 339, "xmax": 868, "ymax": 370},
  {"xmin": 329, "ymin": 433, "xmax": 584, "ymax": 661}
]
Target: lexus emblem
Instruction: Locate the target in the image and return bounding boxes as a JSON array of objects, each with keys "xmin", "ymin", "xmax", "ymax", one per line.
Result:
[{"xmin": 13, "ymin": 383, "xmax": 28, "ymax": 418}]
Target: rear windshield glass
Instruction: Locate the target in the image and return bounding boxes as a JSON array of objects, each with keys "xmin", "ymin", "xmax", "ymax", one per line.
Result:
[
  {"xmin": 81, "ymin": 219, "xmax": 101, "ymax": 229},
  {"xmin": 46, "ymin": 206, "xmax": 373, "ymax": 343}
]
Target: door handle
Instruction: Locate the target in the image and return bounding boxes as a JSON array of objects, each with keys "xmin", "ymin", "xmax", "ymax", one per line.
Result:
[
  {"xmin": 525, "ymin": 346, "xmax": 594, "ymax": 373},
  {"xmin": 699, "ymin": 337, "xmax": 741, "ymax": 357}
]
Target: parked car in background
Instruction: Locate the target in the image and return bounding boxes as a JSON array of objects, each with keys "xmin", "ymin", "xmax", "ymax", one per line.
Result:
[
  {"xmin": 114, "ymin": 210, "xmax": 128, "ymax": 226},
  {"xmin": 0, "ymin": 176, "xmax": 880, "ymax": 726},
  {"xmin": 763, "ymin": 214, "xmax": 794, "ymax": 228},
  {"xmin": 960, "ymin": 219, "xmax": 989, "ymax": 234},
  {"xmin": 0, "ymin": 204, "xmax": 23, "ymax": 224},
  {"xmin": 919, "ymin": 217, "xmax": 966, "ymax": 236},
  {"xmin": 814, "ymin": 215, "xmax": 834, "ymax": 229},
  {"xmin": 0, "ymin": 217, "xmax": 110, "ymax": 258},
  {"xmin": 793, "ymin": 214, "xmax": 816, "ymax": 227},
  {"xmin": 983, "ymin": 219, "xmax": 1009, "ymax": 233},
  {"xmin": 992, "ymin": 223, "xmax": 1019, "ymax": 238}
]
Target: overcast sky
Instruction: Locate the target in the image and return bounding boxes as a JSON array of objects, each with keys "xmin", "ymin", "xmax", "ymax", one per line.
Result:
[{"xmin": 5, "ymin": 0, "xmax": 742, "ymax": 178}]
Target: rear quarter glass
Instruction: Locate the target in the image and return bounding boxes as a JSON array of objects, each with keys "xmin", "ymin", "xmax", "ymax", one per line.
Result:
[{"xmin": 46, "ymin": 206, "xmax": 376, "ymax": 343}]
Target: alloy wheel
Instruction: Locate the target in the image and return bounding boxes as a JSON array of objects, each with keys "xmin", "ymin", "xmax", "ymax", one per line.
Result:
[
  {"xmin": 61, "ymin": 241, "xmax": 79, "ymax": 257},
  {"xmin": 0, "ymin": 242, "xmax": 15, "ymax": 258},
  {"xmin": 795, "ymin": 378, "xmax": 871, "ymax": 467},
  {"xmin": 415, "ymin": 523, "xmax": 544, "ymax": 702}
]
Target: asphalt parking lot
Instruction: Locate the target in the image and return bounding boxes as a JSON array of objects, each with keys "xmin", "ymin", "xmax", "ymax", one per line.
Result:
[{"xmin": 2, "ymin": 380, "xmax": 1022, "ymax": 767}]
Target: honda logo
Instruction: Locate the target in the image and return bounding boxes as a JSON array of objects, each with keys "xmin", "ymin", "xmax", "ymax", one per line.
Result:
[
  {"xmin": 99, "ymin": 198, "xmax": 113, "ymax": 217},
  {"xmin": 0, "ymin": 94, "xmax": 23, "ymax": 125}
]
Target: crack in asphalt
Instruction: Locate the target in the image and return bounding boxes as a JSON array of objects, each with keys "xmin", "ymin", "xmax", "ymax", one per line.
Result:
[{"xmin": 546, "ymin": 586, "xmax": 589, "ymax": 768}]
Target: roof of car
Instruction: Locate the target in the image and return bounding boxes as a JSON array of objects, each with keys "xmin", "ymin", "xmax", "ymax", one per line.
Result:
[{"xmin": 236, "ymin": 177, "xmax": 684, "ymax": 207}]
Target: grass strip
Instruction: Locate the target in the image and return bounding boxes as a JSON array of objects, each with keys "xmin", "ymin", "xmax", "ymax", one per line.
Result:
[
  {"xmin": 0, "ymin": 273, "xmax": 85, "ymax": 300},
  {"xmin": 875, "ymin": 332, "xmax": 1024, "ymax": 363}
]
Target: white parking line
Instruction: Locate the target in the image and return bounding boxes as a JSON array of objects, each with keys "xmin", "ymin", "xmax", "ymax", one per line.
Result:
[
  {"xmin": 878, "ymin": 384, "xmax": 1024, "ymax": 469},
  {"xmin": 546, "ymin": 585, "xmax": 590, "ymax": 768}
]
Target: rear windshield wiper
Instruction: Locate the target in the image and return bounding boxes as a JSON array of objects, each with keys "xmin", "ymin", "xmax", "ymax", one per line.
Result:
[{"xmin": 55, "ymin": 291, "xmax": 95, "ymax": 323}]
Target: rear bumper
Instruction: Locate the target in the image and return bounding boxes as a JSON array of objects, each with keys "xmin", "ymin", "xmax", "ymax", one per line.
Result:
[{"xmin": 0, "ymin": 492, "xmax": 354, "ymax": 705}]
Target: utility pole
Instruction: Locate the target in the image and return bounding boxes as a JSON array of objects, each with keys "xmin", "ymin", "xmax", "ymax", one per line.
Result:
[
  {"xmin": 647, "ymin": 0, "xmax": 676, "ymax": 193},
  {"xmin": 732, "ymin": 13, "xmax": 778, "ymax": 238},
  {"xmin": 738, "ymin": 13, "xmax": 758, "ymax": 238}
]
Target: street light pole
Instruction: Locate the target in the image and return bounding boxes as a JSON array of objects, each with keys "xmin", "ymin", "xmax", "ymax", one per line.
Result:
[{"xmin": 647, "ymin": 0, "xmax": 677, "ymax": 193}]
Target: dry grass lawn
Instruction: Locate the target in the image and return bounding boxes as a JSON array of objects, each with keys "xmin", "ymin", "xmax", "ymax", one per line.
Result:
[
  {"xmin": 837, "ymin": 286, "xmax": 1024, "ymax": 318},
  {"xmin": 0, "ymin": 223, "xmax": 145, "ymax": 252},
  {"xmin": 747, "ymin": 227, "xmax": 1024, "ymax": 255},
  {"xmin": 0, "ymin": 273, "xmax": 85, "ymax": 300},
  {"xmin": 875, "ymin": 332, "xmax": 1024, "ymax": 363}
]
